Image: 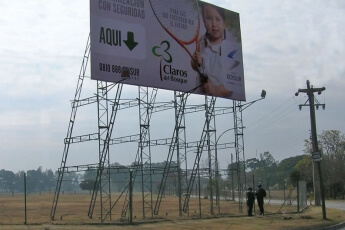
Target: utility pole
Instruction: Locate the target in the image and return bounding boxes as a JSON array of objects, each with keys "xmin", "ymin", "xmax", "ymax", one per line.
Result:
[{"xmin": 295, "ymin": 80, "xmax": 326, "ymax": 220}]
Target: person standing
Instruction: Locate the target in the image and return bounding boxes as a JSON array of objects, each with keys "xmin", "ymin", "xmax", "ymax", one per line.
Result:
[
  {"xmin": 255, "ymin": 184, "xmax": 266, "ymax": 215},
  {"xmin": 246, "ymin": 187, "xmax": 255, "ymax": 216}
]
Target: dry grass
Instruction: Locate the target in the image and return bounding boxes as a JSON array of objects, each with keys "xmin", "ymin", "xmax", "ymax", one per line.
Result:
[{"xmin": 0, "ymin": 192, "xmax": 344, "ymax": 229}]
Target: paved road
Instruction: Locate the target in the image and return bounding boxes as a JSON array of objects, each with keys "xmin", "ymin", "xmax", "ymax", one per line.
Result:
[
  {"xmin": 323, "ymin": 201, "xmax": 345, "ymax": 230},
  {"xmin": 299, "ymin": 200, "xmax": 345, "ymax": 230},
  {"xmin": 325, "ymin": 200, "xmax": 345, "ymax": 211},
  {"xmin": 264, "ymin": 199, "xmax": 345, "ymax": 230},
  {"xmin": 265, "ymin": 199, "xmax": 345, "ymax": 210},
  {"xmin": 227, "ymin": 197, "xmax": 345, "ymax": 229}
]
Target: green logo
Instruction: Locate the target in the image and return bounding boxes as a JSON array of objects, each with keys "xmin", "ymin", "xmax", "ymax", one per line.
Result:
[{"xmin": 152, "ymin": 40, "xmax": 172, "ymax": 63}]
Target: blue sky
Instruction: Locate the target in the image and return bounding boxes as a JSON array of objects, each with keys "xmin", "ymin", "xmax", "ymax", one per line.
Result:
[{"xmin": 1, "ymin": 0, "xmax": 344, "ymax": 172}]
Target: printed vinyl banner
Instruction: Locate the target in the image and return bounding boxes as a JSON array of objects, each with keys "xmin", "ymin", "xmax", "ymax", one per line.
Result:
[{"xmin": 90, "ymin": 0, "xmax": 246, "ymax": 101}]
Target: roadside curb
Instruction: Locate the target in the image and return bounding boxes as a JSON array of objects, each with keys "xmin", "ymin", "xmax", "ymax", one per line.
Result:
[{"xmin": 315, "ymin": 221, "xmax": 345, "ymax": 230}]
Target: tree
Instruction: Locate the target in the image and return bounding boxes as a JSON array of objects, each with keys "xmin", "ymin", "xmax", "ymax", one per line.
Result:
[
  {"xmin": 276, "ymin": 155, "xmax": 304, "ymax": 188},
  {"xmin": 27, "ymin": 167, "xmax": 45, "ymax": 193},
  {"xmin": 289, "ymin": 169, "xmax": 300, "ymax": 186},
  {"xmin": 255, "ymin": 151, "xmax": 278, "ymax": 187},
  {"xmin": 82, "ymin": 167, "xmax": 98, "ymax": 180},
  {"xmin": 61, "ymin": 172, "xmax": 81, "ymax": 193},
  {"xmin": 259, "ymin": 151, "xmax": 277, "ymax": 168},
  {"xmin": 245, "ymin": 158, "xmax": 260, "ymax": 172},
  {"xmin": 318, "ymin": 130, "xmax": 345, "ymax": 199},
  {"xmin": 15, "ymin": 171, "xmax": 26, "ymax": 193},
  {"xmin": 80, "ymin": 179, "xmax": 96, "ymax": 194},
  {"xmin": 0, "ymin": 169, "xmax": 16, "ymax": 194},
  {"xmin": 294, "ymin": 155, "xmax": 313, "ymax": 192},
  {"xmin": 109, "ymin": 162, "xmax": 130, "ymax": 192},
  {"xmin": 42, "ymin": 169, "xmax": 56, "ymax": 194},
  {"xmin": 304, "ymin": 130, "xmax": 345, "ymax": 199}
]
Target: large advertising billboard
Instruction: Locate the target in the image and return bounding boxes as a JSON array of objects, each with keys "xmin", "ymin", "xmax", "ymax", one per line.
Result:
[{"xmin": 90, "ymin": 0, "xmax": 246, "ymax": 101}]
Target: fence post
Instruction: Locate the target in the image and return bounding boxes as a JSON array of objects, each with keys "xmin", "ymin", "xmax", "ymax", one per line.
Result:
[
  {"xmin": 129, "ymin": 170, "xmax": 133, "ymax": 224},
  {"xmin": 24, "ymin": 172, "xmax": 27, "ymax": 225},
  {"xmin": 297, "ymin": 180, "xmax": 300, "ymax": 212}
]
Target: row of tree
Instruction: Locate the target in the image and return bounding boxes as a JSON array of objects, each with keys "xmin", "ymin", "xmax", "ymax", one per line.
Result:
[
  {"xmin": 237, "ymin": 130, "xmax": 345, "ymax": 199},
  {"xmin": 0, "ymin": 167, "xmax": 80, "ymax": 195},
  {"xmin": 297, "ymin": 130, "xmax": 345, "ymax": 199},
  {"xmin": 1, "ymin": 130, "xmax": 344, "ymax": 199}
]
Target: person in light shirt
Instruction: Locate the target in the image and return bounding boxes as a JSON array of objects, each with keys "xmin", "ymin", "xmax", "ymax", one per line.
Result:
[{"xmin": 191, "ymin": 3, "xmax": 245, "ymax": 100}]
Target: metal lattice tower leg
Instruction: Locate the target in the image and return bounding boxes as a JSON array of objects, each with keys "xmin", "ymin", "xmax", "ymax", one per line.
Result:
[
  {"xmin": 120, "ymin": 87, "xmax": 158, "ymax": 219},
  {"xmin": 88, "ymin": 83, "xmax": 123, "ymax": 221},
  {"xmin": 205, "ymin": 96, "xmax": 219, "ymax": 214},
  {"xmin": 50, "ymin": 36, "xmax": 90, "ymax": 220},
  {"xmin": 233, "ymin": 100, "xmax": 246, "ymax": 213},
  {"xmin": 154, "ymin": 91, "xmax": 189, "ymax": 215},
  {"xmin": 182, "ymin": 96, "xmax": 216, "ymax": 214},
  {"xmin": 174, "ymin": 91, "xmax": 188, "ymax": 217},
  {"xmin": 139, "ymin": 87, "xmax": 157, "ymax": 218},
  {"xmin": 97, "ymin": 81, "xmax": 111, "ymax": 221}
]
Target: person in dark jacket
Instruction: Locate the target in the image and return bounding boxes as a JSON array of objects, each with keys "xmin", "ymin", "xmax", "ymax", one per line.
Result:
[
  {"xmin": 246, "ymin": 187, "xmax": 255, "ymax": 216},
  {"xmin": 255, "ymin": 184, "xmax": 266, "ymax": 215}
]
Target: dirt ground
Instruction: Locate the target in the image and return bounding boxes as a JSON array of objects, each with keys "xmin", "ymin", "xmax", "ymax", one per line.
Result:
[{"xmin": 0, "ymin": 192, "xmax": 344, "ymax": 229}]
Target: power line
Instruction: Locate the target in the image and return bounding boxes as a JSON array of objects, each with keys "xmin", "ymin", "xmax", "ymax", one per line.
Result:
[
  {"xmin": 258, "ymin": 129, "xmax": 309, "ymax": 157},
  {"xmin": 245, "ymin": 95, "xmax": 307, "ymax": 137}
]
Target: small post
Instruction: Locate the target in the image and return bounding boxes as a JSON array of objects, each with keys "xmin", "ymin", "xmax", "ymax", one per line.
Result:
[
  {"xmin": 129, "ymin": 170, "xmax": 133, "ymax": 224},
  {"xmin": 24, "ymin": 172, "xmax": 27, "ymax": 225},
  {"xmin": 252, "ymin": 174, "xmax": 255, "ymax": 214},
  {"xmin": 297, "ymin": 180, "xmax": 300, "ymax": 212},
  {"xmin": 231, "ymin": 153, "xmax": 235, "ymax": 201},
  {"xmin": 198, "ymin": 166, "xmax": 202, "ymax": 218}
]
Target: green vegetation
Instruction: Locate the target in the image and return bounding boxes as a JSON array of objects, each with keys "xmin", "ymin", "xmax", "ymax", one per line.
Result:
[
  {"xmin": 0, "ymin": 130, "xmax": 344, "ymax": 200},
  {"xmin": 241, "ymin": 130, "xmax": 345, "ymax": 199}
]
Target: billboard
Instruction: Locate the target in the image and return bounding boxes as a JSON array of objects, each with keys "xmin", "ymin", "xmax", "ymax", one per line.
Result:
[{"xmin": 90, "ymin": 0, "xmax": 245, "ymax": 101}]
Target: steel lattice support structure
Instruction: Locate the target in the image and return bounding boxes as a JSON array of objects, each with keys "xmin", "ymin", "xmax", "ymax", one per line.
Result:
[
  {"xmin": 138, "ymin": 87, "xmax": 157, "ymax": 218},
  {"xmin": 119, "ymin": 87, "xmax": 159, "ymax": 220},
  {"xmin": 95, "ymin": 81, "xmax": 111, "ymax": 220},
  {"xmin": 205, "ymin": 96, "xmax": 219, "ymax": 214},
  {"xmin": 50, "ymin": 36, "xmax": 91, "ymax": 220},
  {"xmin": 50, "ymin": 35, "xmax": 266, "ymax": 222},
  {"xmin": 174, "ymin": 91, "xmax": 188, "ymax": 216},
  {"xmin": 88, "ymin": 82, "xmax": 123, "ymax": 221},
  {"xmin": 230, "ymin": 93, "xmax": 267, "ymax": 213},
  {"xmin": 233, "ymin": 100, "xmax": 246, "ymax": 213},
  {"xmin": 154, "ymin": 91, "xmax": 189, "ymax": 216},
  {"xmin": 182, "ymin": 96, "xmax": 217, "ymax": 214}
]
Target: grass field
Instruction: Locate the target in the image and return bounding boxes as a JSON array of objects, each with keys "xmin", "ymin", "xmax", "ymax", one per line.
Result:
[{"xmin": 0, "ymin": 192, "xmax": 344, "ymax": 229}]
